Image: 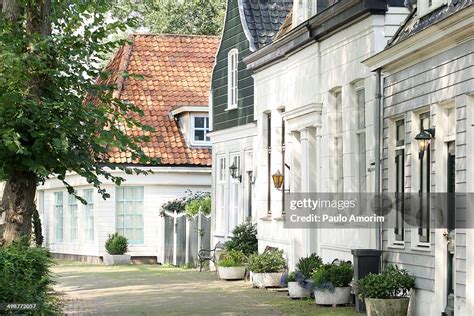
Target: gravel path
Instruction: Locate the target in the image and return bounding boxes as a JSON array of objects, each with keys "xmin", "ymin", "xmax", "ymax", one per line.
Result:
[{"xmin": 53, "ymin": 261, "xmax": 358, "ymax": 316}]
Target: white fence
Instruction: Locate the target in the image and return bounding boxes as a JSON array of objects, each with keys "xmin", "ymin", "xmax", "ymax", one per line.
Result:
[{"xmin": 162, "ymin": 210, "xmax": 211, "ymax": 266}]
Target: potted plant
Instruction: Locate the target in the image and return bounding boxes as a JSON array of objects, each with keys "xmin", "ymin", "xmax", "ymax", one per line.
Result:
[
  {"xmin": 358, "ymin": 265, "xmax": 415, "ymax": 316},
  {"xmin": 103, "ymin": 233, "xmax": 130, "ymax": 265},
  {"xmin": 217, "ymin": 250, "xmax": 247, "ymax": 280},
  {"xmin": 312, "ymin": 261, "xmax": 353, "ymax": 306},
  {"xmin": 248, "ymin": 249, "xmax": 286, "ymax": 288},
  {"xmin": 283, "ymin": 253, "xmax": 322, "ymax": 298}
]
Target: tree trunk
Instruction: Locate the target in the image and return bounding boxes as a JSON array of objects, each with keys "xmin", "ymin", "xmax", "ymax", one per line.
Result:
[
  {"xmin": 1, "ymin": 172, "xmax": 38, "ymax": 246},
  {"xmin": 1, "ymin": 0, "xmax": 19, "ymax": 20}
]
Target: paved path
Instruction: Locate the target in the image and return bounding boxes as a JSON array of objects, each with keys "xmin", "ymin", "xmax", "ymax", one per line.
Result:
[{"xmin": 53, "ymin": 261, "xmax": 358, "ymax": 315}]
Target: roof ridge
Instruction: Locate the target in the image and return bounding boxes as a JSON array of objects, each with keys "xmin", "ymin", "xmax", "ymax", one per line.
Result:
[{"xmin": 130, "ymin": 32, "xmax": 220, "ymax": 38}]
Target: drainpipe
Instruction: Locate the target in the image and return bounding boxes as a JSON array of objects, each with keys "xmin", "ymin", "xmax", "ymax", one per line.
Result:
[{"xmin": 374, "ymin": 68, "xmax": 382, "ymax": 252}]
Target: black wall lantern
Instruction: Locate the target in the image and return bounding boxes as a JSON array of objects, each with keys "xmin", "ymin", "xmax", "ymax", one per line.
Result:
[
  {"xmin": 415, "ymin": 128, "xmax": 435, "ymax": 158},
  {"xmin": 229, "ymin": 162, "xmax": 241, "ymax": 182}
]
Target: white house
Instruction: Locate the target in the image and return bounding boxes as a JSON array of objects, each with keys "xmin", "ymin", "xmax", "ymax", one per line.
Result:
[
  {"xmin": 364, "ymin": 1, "xmax": 474, "ymax": 314},
  {"xmin": 38, "ymin": 34, "xmax": 219, "ymax": 263},
  {"xmin": 244, "ymin": 0, "xmax": 408, "ymax": 269}
]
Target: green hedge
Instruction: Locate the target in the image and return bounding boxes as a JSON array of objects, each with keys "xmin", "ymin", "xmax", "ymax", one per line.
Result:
[{"xmin": 0, "ymin": 240, "xmax": 60, "ymax": 315}]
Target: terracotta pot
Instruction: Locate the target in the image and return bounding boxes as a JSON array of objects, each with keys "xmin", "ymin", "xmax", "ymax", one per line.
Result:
[
  {"xmin": 314, "ymin": 286, "xmax": 351, "ymax": 305},
  {"xmin": 365, "ymin": 297, "xmax": 410, "ymax": 316},
  {"xmin": 218, "ymin": 266, "xmax": 246, "ymax": 280}
]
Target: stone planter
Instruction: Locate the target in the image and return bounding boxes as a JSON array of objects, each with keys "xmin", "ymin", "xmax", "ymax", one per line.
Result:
[
  {"xmin": 250, "ymin": 272, "xmax": 284, "ymax": 288},
  {"xmin": 288, "ymin": 282, "xmax": 312, "ymax": 298},
  {"xmin": 314, "ymin": 286, "xmax": 351, "ymax": 306},
  {"xmin": 365, "ymin": 297, "xmax": 410, "ymax": 316},
  {"xmin": 103, "ymin": 253, "xmax": 131, "ymax": 265},
  {"xmin": 218, "ymin": 266, "xmax": 246, "ymax": 280}
]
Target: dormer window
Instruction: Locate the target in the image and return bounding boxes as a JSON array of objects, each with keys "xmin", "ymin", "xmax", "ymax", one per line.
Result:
[
  {"xmin": 227, "ymin": 49, "xmax": 238, "ymax": 110},
  {"xmin": 192, "ymin": 115, "xmax": 210, "ymax": 145}
]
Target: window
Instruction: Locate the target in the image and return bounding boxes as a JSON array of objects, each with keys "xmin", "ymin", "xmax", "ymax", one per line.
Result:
[
  {"xmin": 356, "ymin": 87, "xmax": 366, "ymax": 193},
  {"xmin": 84, "ymin": 189, "xmax": 94, "ymax": 242},
  {"xmin": 267, "ymin": 113, "xmax": 272, "ymax": 215},
  {"xmin": 334, "ymin": 91, "xmax": 343, "ymax": 192},
  {"xmin": 216, "ymin": 156, "xmax": 226, "ymax": 233},
  {"xmin": 69, "ymin": 194, "xmax": 78, "ymax": 242},
  {"xmin": 227, "ymin": 49, "xmax": 238, "ymax": 109},
  {"xmin": 395, "ymin": 119, "xmax": 405, "ymax": 242},
  {"xmin": 116, "ymin": 187, "xmax": 144, "ymax": 243},
  {"xmin": 419, "ymin": 112, "xmax": 431, "ymax": 243},
  {"xmin": 229, "ymin": 155, "xmax": 241, "ymax": 230},
  {"xmin": 192, "ymin": 115, "xmax": 210, "ymax": 144},
  {"xmin": 55, "ymin": 192, "xmax": 64, "ymax": 242}
]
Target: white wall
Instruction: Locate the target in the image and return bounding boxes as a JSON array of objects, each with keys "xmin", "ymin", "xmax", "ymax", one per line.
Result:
[
  {"xmin": 252, "ymin": 11, "xmax": 407, "ymax": 267},
  {"xmin": 38, "ymin": 167, "xmax": 211, "ymax": 262}
]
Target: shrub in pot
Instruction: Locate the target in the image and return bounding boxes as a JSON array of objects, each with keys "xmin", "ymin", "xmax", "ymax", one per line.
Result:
[
  {"xmin": 248, "ymin": 249, "xmax": 286, "ymax": 288},
  {"xmin": 224, "ymin": 220, "xmax": 258, "ymax": 256},
  {"xmin": 312, "ymin": 262, "xmax": 353, "ymax": 306},
  {"xmin": 217, "ymin": 250, "xmax": 247, "ymax": 280},
  {"xmin": 103, "ymin": 233, "xmax": 130, "ymax": 265},
  {"xmin": 283, "ymin": 253, "xmax": 322, "ymax": 298},
  {"xmin": 358, "ymin": 265, "xmax": 415, "ymax": 316}
]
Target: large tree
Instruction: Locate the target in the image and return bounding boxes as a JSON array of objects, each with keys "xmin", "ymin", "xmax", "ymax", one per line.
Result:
[
  {"xmin": 0, "ymin": 0, "xmax": 152, "ymax": 245},
  {"xmin": 112, "ymin": 0, "xmax": 226, "ymax": 36}
]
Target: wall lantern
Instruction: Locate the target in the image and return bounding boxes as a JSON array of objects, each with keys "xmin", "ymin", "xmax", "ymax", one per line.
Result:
[
  {"xmin": 414, "ymin": 128, "xmax": 435, "ymax": 158},
  {"xmin": 229, "ymin": 162, "xmax": 242, "ymax": 182},
  {"xmin": 272, "ymin": 170, "xmax": 284, "ymax": 190}
]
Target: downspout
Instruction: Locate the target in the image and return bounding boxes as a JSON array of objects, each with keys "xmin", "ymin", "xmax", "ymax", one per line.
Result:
[{"xmin": 374, "ymin": 68, "xmax": 383, "ymax": 252}]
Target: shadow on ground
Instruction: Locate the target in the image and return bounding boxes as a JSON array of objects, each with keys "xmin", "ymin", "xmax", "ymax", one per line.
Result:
[{"xmin": 53, "ymin": 261, "xmax": 360, "ymax": 315}]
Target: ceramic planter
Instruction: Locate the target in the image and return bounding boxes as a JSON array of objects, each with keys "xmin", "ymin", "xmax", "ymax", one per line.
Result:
[
  {"xmin": 288, "ymin": 282, "xmax": 312, "ymax": 298},
  {"xmin": 103, "ymin": 253, "xmax": 131, "ymax": 265},
  {"xmin": 365, "ymin": 297, "xmax": 410, "ymax": 316},
  {"xmin": 250, "ymin": 272, "xmax": 284, "ymax": 288},
  {"xmin": 314, "ymin": 286, "xmax": 351, "ymax": 305},
  {"xmin": 218, "ymin": 266, "xmax": 246, "ymax": 280}
]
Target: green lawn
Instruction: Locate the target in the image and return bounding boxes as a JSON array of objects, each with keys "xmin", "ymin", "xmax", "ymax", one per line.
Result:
[{"xmin": 53, "ymin": 261, "xmax": 360, "ymax": 315}]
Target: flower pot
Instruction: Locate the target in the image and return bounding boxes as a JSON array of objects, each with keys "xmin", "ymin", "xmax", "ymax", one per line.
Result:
[
  {"xmin": 250, "ymin": 272, "xmax": 284, "ymax": 288},
  {"xmin": 103, "ymin": 253, "xmax": 131, "ymax": 265},
  {"xmin": 288, "ymin": 282, "xmax": 312, "ymax": 298},
  {"xmin": 365, "ymin": 297, "xmax": 410, "ymax": 316},
  {"xmin": 314, "ymin": 286, "xmax": 351, "ymax": 305},
  {"xmin": 218, "ymin": 266, "xmax": 246, "ymax": 280}
]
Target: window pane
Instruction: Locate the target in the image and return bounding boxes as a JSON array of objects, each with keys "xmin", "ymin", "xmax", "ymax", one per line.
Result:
[
  {"xmin": 117, "ymin": 187, "xmax": 123, "ymax": 201},
  {"xmin": 125, "ymin": 228, "xmax": 134, "ymax": 240},
  {"xmin": 133, "ymin": 187, "xmax": 143, "ymax": 201},
  {"xmin": 135, "ymin": 201, "xmax": 143, "ymax": 214},
  {"xmin": 357, "ymin": 89, "xmax": 365, "ymax": 129},
  {"xmin": 125, "ymin": 202, "xmax": 134, "ymax": 214},
  {"xmin": 135, "ymin": 229, "xmax": 143, "ymax": 241},
  {"xmin": 125, "ymin": 187, "xmax": 133, "ymax": 200},
  {"xmin": 194, "ymin": 117, "xmax": 205, "ymax": 128},
  {"xmin": 194, "ymin": 130, "xmax": 205, "ymax": 141}
]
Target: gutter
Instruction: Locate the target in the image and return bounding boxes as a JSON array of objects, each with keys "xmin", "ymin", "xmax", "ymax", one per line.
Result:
[{"xmin": 374, "ymin": 68, "xmax": 383, "ymax": 255}]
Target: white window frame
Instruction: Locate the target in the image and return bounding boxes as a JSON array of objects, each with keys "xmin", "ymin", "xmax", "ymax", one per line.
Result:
[
  {"xmin": 215, "ymin": 155, "xmax": 227, "ymax": 236},
  {"xmin": 84, "ymin": 189, "xmax": 95, "ymax": 243},
  {"xmin": 54, "ymin": 192, "xmax": 64, "ymax": 243},
  {"xmin": 410, "ymin": 109, "xmax": 432, "ymax": 251},
  {"xmin": 229, "ymin": 153, "xmax": 241, "ymax": 233},
  {"xmin": 116, "ymin": 187, "xmax": 144, "ymax": 244},
  {"xmin": 227, "ymin": 48, "xmax": 238, "ymax": 110},
  {"xmin": 69, "ymin": 193, "xmax": 78, "ymax": 242},
  {"xmin": 388, "ymin": 116, "xmax": 406, "ymax": 248},
  {"xmin": 332, "ymin": 90, "xmax": 343, "ymax": 192},
  {"xmin": 191, "ymin": 114, "xmax": 211, "ymax": 146},
  {"xmin": 354, "ymin": 82, "xmax": 367, "ymax": 193}
]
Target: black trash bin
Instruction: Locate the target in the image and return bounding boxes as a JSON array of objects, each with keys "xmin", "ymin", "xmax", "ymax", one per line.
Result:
[{"xmin": 351, "ymin": 249, "xmax": 382, "ymax": 313}]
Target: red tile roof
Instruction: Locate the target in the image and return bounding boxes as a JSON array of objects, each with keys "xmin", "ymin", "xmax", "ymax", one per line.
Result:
[{"xmin": 105, "ymin": 34, "xmax": 219, "ymax": 166}]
